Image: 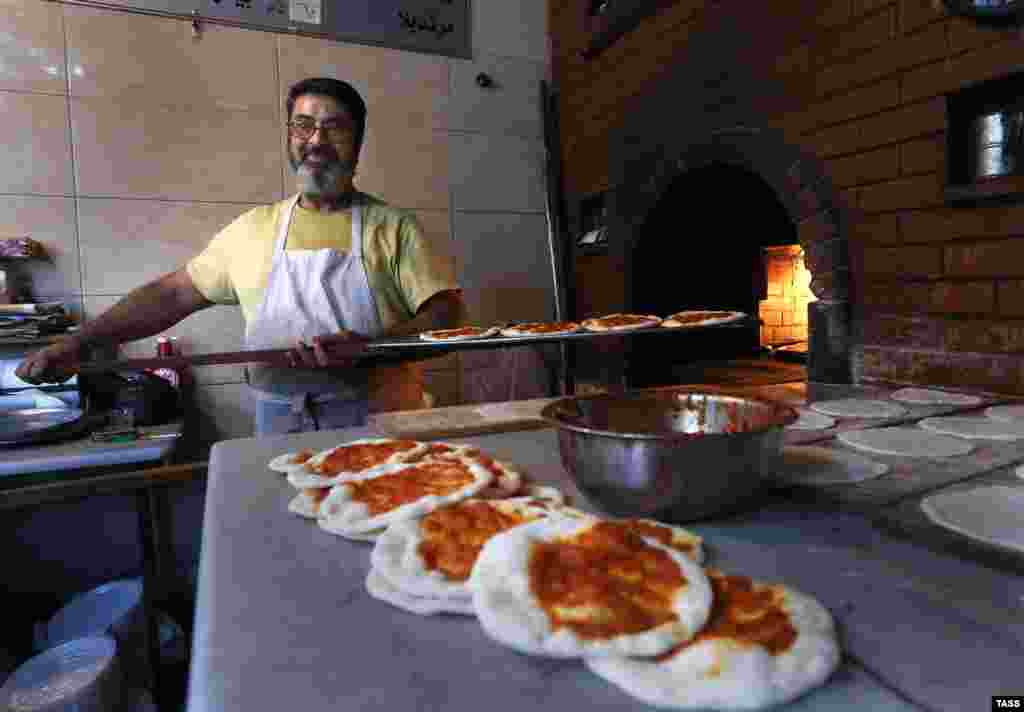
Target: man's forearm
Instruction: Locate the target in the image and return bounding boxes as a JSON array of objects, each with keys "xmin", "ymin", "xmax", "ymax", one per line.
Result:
[
  {"xmin": 71, "ymin": 269, "xmax": 212, "ymax": 349},
  {"xmin": 382, "ymin": 290, "xmax": 467, "ymax": 339}
]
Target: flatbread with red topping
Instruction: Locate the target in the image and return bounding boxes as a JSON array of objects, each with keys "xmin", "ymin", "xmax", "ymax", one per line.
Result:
[
  {"xmin": 586, "ymin": 569, "xmax": 840, "ymax": 710},
  {"xmin": 661, "ymin": 310, "xmax": 746, "ymax": 328},
  {"xmin": 419, "ymin": 326, "xmax": 500, "ymax": 341},
  {"xmin": 469, "ymin": 517, "xmax": 712, "ymax": 658},
  {"xmin": 317, "ymin": 455, "xmax": 495, "ymax": 538},
  {"xmin": 286, "ymin": 438, "xmax": 427, "ymax": 488},
  {"xmin": 370, "ymin": 497, "xmax": 585, "ymax": 608},
  {"xmin": 499, "ymin": 321, "xmax": 582, "ymax": 337},
  {"xmin": 581, "ymin": 313, "xmax": 662, "ymax": 332}
]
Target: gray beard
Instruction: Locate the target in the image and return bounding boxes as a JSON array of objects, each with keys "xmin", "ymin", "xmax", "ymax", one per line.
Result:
[{"xmin": 292, "ymin": 156, "xmax": 356, "ymax": 198}]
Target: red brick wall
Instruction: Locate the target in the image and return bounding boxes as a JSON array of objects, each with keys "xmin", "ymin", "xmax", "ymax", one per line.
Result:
[{"xmin": 552, "ymin": 0, "xmax": 1024, "ymax": 394}]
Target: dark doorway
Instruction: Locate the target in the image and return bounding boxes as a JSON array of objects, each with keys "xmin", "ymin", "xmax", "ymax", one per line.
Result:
[{"xmin": 626, "ymin": 162, "xmax": 798, "ymax": 388}]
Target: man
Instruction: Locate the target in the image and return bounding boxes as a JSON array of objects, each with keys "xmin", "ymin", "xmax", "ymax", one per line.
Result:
[{"xmin": 17, "ymin": 77, "xmax": 465, "ymax": 434}]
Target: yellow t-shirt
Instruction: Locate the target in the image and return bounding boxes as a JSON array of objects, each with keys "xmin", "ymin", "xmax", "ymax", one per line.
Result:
[
  {"xmin": 185, "ymin": 192, "xmax": 459, "ymax": 411},
  {"xmin": 186, "ymin": 192, "xmax": 458, "ymax": 329}
]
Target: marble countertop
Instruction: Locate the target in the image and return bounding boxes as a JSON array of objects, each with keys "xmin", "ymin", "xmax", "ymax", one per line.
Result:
[{"xmin": 188, "ymin": 424, "xmax": 1024, "ymax": 712}]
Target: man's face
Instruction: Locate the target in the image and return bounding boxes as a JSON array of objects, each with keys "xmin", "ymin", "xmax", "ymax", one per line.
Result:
[{"xmin": 288, "ymin": 94, "xmax": 359, "ymax": 199}]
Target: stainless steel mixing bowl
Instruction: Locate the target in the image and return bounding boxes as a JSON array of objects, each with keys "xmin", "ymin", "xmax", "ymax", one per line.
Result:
[{"xmin": 541, "ymin": 389, "xmax": 798, "ymax": 522}]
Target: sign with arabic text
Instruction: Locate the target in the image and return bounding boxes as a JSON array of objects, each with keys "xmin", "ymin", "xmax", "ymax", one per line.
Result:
[{"xmin": 88, "ymin": 0, "xmax": 471, "ymax": 59}]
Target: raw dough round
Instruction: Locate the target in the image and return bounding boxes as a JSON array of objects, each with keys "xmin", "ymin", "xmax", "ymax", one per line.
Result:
[
  {"xmin": 919, "ymin": 416, "xmax": 1024, "ymax": 441},
  {"xmin": 837, "ymin": 427, "xmax": 974, "ymax": 457},
  {"xmin": 921, "ymin": 485, "xmax": 1024, "ymax": 554},
  {"xmin": 784, "ymin": 409, "xmax": 836, "ymax": 431},
  {"xmin": 984, "ymin": 404, "xmax": 1024, "ymax": 423},
  {"xmin": 809, "ymin": 399, "xmax": 907, "ymax": 419},
  {"xmin": 772, "ymin": 446, "xmax": 889, "ymax": 485},
  {"xmin": 888, "ymin": 387, "xmax": 982, "ymax": 406}
]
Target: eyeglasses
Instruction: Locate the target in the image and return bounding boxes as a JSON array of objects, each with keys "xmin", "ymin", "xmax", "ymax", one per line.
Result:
[{"xmin": 287, "ymin": 117, "xmax": 355, "ymax": 143}]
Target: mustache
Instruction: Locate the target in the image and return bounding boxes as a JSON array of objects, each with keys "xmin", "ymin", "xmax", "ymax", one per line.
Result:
[{"xmin": 302, "ymin": 147, "xmax": 338, "ymax": 162}]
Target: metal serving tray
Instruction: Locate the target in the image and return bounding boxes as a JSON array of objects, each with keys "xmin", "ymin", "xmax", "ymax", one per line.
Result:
[{"xmin": 364, "ymin": 318, "xmax": 758, "ymax": 357}]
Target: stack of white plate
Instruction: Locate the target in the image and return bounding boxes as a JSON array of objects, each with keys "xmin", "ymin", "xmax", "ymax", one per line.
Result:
[
  {"xmin": 39, "ymin": 579, "xmax": 148, "ymax": 685},
  {"xmin": 0, "ymin": 635, "xmax": 127, "ymax": 712}
]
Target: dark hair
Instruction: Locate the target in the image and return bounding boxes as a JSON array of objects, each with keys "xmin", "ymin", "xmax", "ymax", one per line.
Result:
[{"xmin": 286, "ymin": 77, "xmax": 367, "ymax": 154}]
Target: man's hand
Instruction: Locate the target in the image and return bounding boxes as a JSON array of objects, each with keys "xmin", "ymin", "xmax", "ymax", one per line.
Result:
[
  {"xmin": 287, "ymin": 330, "xmax": 368, "ymax": 369},
  {"xmin": 16, "ymin": 337, "xmax": 83, "ymax": 384},
  {"xmin": 16, "ymin": 268, "xmax": 212, "ymax": 385}
]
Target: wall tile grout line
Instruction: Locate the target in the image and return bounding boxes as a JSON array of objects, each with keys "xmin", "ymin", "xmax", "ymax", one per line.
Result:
[
  {"xmin": 274, "ymin": 35, "xmax": 285, "ymax": 201},
  {"xmin": 59, "ymin": 4, "xmax": 87, "ymax": 303},
  {"xmin": 445, "ymin": 56, "xmax": 463, "ymax": 403}
]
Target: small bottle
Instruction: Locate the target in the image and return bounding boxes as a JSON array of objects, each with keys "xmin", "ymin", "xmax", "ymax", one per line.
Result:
[{"xmin": 153, "ymin": 336, "xmax": 180, "ymax": 389}]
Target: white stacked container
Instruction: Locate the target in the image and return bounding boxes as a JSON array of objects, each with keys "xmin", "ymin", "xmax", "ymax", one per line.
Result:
[
  {"xmin": 39, "ymin": 579, "xmax": 148, "ymax": 688},
  {"xmin": 0, "ymin": 635, "xmax": 127, "ymax": 712}
]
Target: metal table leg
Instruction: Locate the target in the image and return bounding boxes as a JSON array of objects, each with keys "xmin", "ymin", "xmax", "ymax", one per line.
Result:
[{"xmin": 136, "ymin": 487, "xmax": 167, "ymax": 711}]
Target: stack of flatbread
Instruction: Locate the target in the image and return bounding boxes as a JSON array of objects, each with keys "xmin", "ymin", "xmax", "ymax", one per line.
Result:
[{"xmin": 268, "ymin": 437, "xmax": 840, "ymax": 710}]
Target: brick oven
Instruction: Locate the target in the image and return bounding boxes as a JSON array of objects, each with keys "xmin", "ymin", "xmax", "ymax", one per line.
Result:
[
  {"xmin": 555, "ymin": 0, "xmax": 1024, "ymax": 396},
  {"xmin": 610, "ymin": 124, "xmax": 852, "ymax": 387}
]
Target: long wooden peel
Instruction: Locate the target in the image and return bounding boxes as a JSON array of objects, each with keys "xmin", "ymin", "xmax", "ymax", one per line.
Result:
[{"xmin": 75, "ymin": 342, "xmax": 370, "ymax": 375}]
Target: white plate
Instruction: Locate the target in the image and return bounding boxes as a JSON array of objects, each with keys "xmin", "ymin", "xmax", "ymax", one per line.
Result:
[
  {"xmin": 46, "ymin": 579, "xmax": 143, "ymax": 647},
  {"xmin": 0, "ymin": 635, "xmax": 124, "ymax": 712},
  {"xmin": 921, "ymin": 485, "xmax": 1024, "ymax": 554}
]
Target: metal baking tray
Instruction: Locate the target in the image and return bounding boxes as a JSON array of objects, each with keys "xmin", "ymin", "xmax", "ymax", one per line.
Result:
[{"xmin": 364, "ymin": 317, "xmax": 758, "ymax": 357}]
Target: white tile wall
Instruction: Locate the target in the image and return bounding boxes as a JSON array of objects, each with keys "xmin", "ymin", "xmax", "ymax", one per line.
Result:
[
  {"xmin": 77, "ymin": 198, "xmax": 258, "ymax": 293},
  {"xmin": 452, "ymin": 211, "xmax": 555, "ymax": 327},
  {"xmin": 71, "ymin": 98, "xmax": 283, "ymax": 202},
  {"xmin": 355, "ymin": 126, "xmax": 450, "ymax": 211},
  {"xmin": 0, "ymin": 91, "xmax": 74, "ymax": 195},
  {"xmin": 447, "ymin": 55, "xmax": 546, "ymax": 139},
  {"xmin": 0, "ymin": 0, "xmax": 67, "ymax": 95},
  {"xmin": 472, "ymin": 0, "xmax": 549, "ymax": 64},
  {"xmin": 65, "ymin": 7, "xmax": 278, "ymax": 110},
  {"xmin": 449, "ymin": 132, "xmax": 547, "ymax": 213}
]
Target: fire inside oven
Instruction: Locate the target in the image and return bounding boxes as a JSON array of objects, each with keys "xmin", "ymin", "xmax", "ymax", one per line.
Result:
[{"xmin": 626, "ymin": 162, "xmax": 814, "ymax": 387}]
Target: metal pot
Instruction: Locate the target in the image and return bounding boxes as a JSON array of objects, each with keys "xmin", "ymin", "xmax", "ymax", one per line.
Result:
[
  {"xmin": 969, "ymin": 109, "xmax": 1024, "ymax": 181},
  {"xmin": 541, "ymin": 389, "xmax": 798, "ymax": 522}
]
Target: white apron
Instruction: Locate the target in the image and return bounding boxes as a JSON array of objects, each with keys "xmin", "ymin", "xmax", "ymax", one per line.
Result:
[{"xmin": 246, "ymin": 194, "xmax": 384, "ymax": 434}]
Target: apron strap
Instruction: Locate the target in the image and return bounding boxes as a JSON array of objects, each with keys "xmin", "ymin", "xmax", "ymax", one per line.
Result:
[{"xmin": 274, "ymin": 195, "xmax": 301, "ymax": 255}]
